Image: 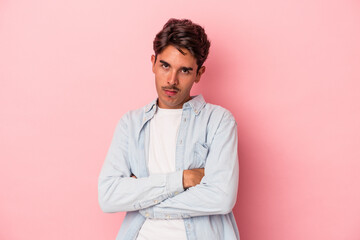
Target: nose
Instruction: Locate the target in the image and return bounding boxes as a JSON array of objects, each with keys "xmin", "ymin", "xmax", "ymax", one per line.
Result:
[{"xmin": 167, "ymin": 70, "xmax": 179, "ymax": 86}]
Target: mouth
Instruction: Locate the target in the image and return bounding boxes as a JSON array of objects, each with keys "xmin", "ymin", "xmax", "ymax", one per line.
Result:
[{"xmin": 163, "ymin": 88, "xmax": 179, "ymax": 97}]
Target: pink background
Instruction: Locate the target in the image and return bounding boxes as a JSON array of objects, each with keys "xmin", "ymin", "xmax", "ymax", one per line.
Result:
[{"xmin": 1, "ymin": 0, "xmax": 360, "ymax": 239}]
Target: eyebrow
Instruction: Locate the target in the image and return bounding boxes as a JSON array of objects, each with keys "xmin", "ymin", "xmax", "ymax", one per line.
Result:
[
  {"xmin": 159, "ymin": 60, "xmax": 169, "ymax": 66},
  {"xmin": 159, "ymin": 60, "xmax": 193, "ymax": 71}
]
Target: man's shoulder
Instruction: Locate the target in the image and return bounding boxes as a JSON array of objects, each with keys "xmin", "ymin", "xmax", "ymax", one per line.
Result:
[
  {"xmin": 187, "ymin": 95, "xmax": 235, "ymax": 122},
  {"xmin": 123, "ymin": 107, "xmax": 145, "ymax": 119},
  {"xmin": 119, "ymin": 106, "xmax": 145, "ymax": 124},
  {"xmin": 118, "ymin": 99, "xmax": 155, "ymax": 126},
  {"xmin": 202, "ymin": 102, "xmax": 236, "ymax": 123}
]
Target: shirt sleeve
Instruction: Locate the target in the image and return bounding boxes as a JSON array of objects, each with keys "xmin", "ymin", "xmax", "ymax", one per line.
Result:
[
  {"xmin": 139, "ymin": 114, "xmax": 239, "ymax": 219},
  {"xmin": 98, "ymin": 115, "xmax": 184, "ymax": 213}
]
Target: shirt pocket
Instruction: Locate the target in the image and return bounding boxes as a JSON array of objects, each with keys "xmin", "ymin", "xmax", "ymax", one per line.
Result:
[{"xmin": 189, "ymin": 142, "xmax": 209, "ymax": 169}]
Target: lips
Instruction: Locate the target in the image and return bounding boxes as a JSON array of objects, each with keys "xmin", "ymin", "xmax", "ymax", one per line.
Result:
[{"xmin": 164, "ymin": 89, "xmax": 178, "ymax": 96}]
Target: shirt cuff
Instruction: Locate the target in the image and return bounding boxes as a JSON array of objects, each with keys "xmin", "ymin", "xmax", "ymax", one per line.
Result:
[
  {"xmin": 140, "ymin": 170, "xmax": 184, "ymax": 219},
  {"xmin": 166, "ymin": 170, "xmax": 184, "ymax": 197}
]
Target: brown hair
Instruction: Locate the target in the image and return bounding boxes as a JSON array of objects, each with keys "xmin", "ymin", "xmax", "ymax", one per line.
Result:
[{"xmin": 153, "ymin": 18, "xmax": 211, "ymax": 72}]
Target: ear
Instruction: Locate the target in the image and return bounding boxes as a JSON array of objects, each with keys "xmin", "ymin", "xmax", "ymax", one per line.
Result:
[
  {"xmin": 195, "ymin": 66, "xmax": 206, "ymax": 83},
  {"xmin": 151, "ymin": 55, "xmax": 156, "ymax": 73}
]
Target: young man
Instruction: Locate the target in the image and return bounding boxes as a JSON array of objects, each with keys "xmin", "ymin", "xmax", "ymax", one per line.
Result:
[{"xmin": 98, "ymin": 18, "xmax": 240, "ymax": 240}]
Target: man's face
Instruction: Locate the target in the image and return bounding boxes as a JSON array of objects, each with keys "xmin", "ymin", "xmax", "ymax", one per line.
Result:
[{"xmin": 151, "ymin": 45, "xmax": 205, "ymax": 109}]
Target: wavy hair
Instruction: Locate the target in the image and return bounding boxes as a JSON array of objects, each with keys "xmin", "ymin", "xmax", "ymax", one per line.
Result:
[{"xmin": 153, "ymin": 18, "xmax": 211, "ymax": 72}]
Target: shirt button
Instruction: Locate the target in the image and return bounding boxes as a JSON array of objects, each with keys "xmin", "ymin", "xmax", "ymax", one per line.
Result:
[
  {"xmin": 166, "ymin": 215, "xmax": 170, "ymax": 219},
  {"xmin": 145, "ymin": 212, "xmax": 149, "ymax": 217},
  {"xmin": 175, "ymin": 191, "xmax": 179, "ymax": 195},
  {"xmin": 184, "ymin": 118, "xmax": 186, "ymax": 122},
  {"xmin": 154, "ymin": 200, "xmax": 158, "ymax": 204},
  {"xmin": 180, "ymin": 140, "xmax": 182, "ymax": 144}
]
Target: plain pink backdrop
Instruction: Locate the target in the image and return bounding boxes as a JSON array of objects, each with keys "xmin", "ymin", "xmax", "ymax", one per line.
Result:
[{"xmin": 1, "ymin": 0, "xmax": 360, "ymax": 239}]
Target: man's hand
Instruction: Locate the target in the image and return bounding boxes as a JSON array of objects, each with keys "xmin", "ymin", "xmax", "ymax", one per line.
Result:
[
  {"xmin": 183, "ymin": 168, "xmax": 204, "ymax": 189},
  {"xmin": 130, "ymin": 174, "xmax": 137, "ymax": 179}
]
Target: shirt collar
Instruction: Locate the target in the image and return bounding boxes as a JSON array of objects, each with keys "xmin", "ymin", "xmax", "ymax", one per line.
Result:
[
  {"xmin": 144, "ymin": 99, "xmax": 157, "ymax": 113},
  {"xmin": 182, "ymin": 95, "xmax": 206, "ymax": 115},
  {"xmin": 144, "ymin": 94, "xmax": 206, "ymax": 116},
  {"xmin": 139, "ymin": 95, "xmax": 206, "ymax": 136}
]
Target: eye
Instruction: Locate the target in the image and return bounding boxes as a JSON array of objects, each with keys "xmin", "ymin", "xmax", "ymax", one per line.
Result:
[
  {"xmin": 181, "ymin": 68, "xmax": 190, "ymax": 74},
  {"xmin": 161, "ymin": 63, "xmax": 169, "ymax": 69}
]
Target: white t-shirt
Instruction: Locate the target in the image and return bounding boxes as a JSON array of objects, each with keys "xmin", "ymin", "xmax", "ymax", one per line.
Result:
[{"xmin": 136, "ymin": 107, "xmax": 187, "ymax": 240}]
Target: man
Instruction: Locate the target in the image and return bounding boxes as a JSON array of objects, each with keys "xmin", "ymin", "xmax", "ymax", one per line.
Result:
[{"xmin": 98, "ymin": 18, "xmax": 240, "ymax": 240}]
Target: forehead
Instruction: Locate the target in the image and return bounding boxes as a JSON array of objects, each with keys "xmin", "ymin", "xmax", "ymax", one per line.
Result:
[{"xmin": 157, "ymin": 45, "xmax": 197, "ymax": 67}]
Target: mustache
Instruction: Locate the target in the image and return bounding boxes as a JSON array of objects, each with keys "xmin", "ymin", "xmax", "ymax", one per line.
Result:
[{"xmin": 162, "ymin": 86, "xmax": 180, "ymax": 92}]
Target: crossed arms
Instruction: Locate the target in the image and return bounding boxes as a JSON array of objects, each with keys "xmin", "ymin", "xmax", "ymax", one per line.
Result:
[
  {"xmin": 98, "ymin": 113, "xmax": 239, "ymax": 219},
  {"xmin": 132, "ymin": 168, "xmax": 204, "ymax": 190}
]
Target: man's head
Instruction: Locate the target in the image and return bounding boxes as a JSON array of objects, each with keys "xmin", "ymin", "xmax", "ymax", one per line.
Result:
[
  {"xmin": 153, "ymin": 18, "xmax": 211, "ymax": 72},
  {"xmin": 152, "ymin": 18, "xmax": 211, "ymax": 109}
]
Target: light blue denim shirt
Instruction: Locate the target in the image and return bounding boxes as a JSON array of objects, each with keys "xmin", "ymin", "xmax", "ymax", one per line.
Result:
[{"xmin": 98, "ymin": 95, "xmax": 240, "ymax": 240}]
